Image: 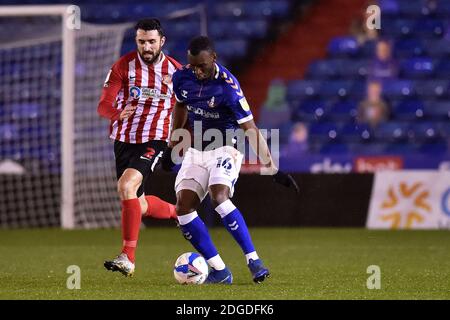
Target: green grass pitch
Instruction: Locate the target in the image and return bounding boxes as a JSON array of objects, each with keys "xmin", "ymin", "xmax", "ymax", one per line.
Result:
[{"xmin": 1, "ymin": 228, "xmax": 450, "ymax": 299}]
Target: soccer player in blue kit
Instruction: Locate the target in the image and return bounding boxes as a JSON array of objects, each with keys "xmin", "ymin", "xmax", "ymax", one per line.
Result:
[{"xmin": 162, "ymin": 36, "xmax": 299, "ymax": 284}]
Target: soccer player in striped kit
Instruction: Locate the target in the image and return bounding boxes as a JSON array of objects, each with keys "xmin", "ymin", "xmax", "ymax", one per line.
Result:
[{"xmin": 97, "ymin": 18, "xmax": 181, "ymax": 277}]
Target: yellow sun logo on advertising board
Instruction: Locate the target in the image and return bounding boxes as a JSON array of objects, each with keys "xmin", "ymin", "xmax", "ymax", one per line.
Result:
[{"xmin": 379, "ymin": 182, "xmax": 432, "ymax": 229}]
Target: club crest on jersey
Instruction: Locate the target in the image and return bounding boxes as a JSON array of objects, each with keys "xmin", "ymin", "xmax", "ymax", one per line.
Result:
[
  {"xmin": 130, "ymin": 86, "xmax": 141, "ymax": 99},
  {"xmin": 162, "ymin": 75, "xmax": 172, "ymax": 85},
  {"xmin": 208, "ymin": 96, "xmax": 215, "ymax": 108}
]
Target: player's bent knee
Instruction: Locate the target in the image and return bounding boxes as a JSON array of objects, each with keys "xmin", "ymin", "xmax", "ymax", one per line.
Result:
[
  {"xmin": 210, "ymin": 191, "xmax": 230, "ymax": 208},
  {"xmin": 117, "ymin": 176, "xmax": 142, "ymax": 199}
]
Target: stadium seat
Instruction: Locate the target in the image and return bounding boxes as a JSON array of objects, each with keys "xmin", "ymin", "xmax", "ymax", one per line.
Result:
[
  {"xmin": 215, "ymin": 40, "xmax": 247, "ymax": 59},
  {"xmin": 424, "ymin": 101, "xmax": 450, "ymax": 121},
  {"xmin": 382, "ymin": 80, "xmax": 413, "ymax": 98},
  {"xmin": 435, "ymin": 60, "xmax": 450, "ymax": 77},
  {"xmin": 400, "ymin": 58, "xmax": 434, "ymax": 78},
  {"xmin": 306, "ymin": 60, "xmax": 339, "ymax": 79},
  {"xmin": 308, "ymin": 122, "xmax": 340, "ymax": 144},
  {"xmin": 413, "ymin": 80, "xmax": 448, "ymax": 99},
  {"xmin": 382, "ymin": 19, "xmax": 415, "ymax": 37},
  {"xmin": 339, "ymin": 123, "xmax": 372, "ymax": 143},
  {"xmin": 379, "ymin": 0, "xmax": 399, "ymax": 15},
  {"xmin": 424, "ymin": 39, "xmax": 450, "ymax": 57},
  {"xmin": 294, "ymin": 100, "xmax": 328, "ymax": 122},
  {"xmin": 409, "ymin": 121, "xmax": 442, "ymax": 143},
  {"xmin": 394, "ymin": 39, "xmax": 425, "ymax": 58},
  {"xmin": 327, "ymin": 36, "xmax": 359, "ymax": 57},
  {"xmin": 392, "ymin": 100, "xmax": 425, "ymax": 121},
  {"xmin": 326, "ymin": 100, "xmax": 358, "ymax": 122},
  {"xmin": 287, "ymin": 80, "xmax": 321, "ymax": 99},
  {"xmin": 413, "ymin": 19, "xmax": 445, "ymax": 38},
  {"xmin": 317, "ymin": 81, "xmax": 353, "ymax": 98},
  {"xmin": 374, "ymin": 121, "xmax": 409, "ymax": 143},
  {"xmin": 338, "ymin": 59, "xmax": 369, "ymax": 78}
]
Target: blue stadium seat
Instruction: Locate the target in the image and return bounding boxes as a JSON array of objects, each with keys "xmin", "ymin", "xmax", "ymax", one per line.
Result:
[
  {"xmin": 287, "ymin": 80, "xmax": 321, "ymax": 99},
  {"xmin": 392, "ymin": 100, "xmax": 425, "ymax": 121},
  {"xmin": 413, "ymin": 19, "xmax": 445, "ymax": 38},
  {"xmin": 400, "ymin": 58, "xmax": 434, "ymax": 78},
  {"xmin": 382, "ymin": 19, "xmax": 415, "ymax": 37},
  {"xmin": 424, "ymin": 39, "xmax": 450, "ymax": 57},
  {"xmin": 215, "ymin": 40, "xmax": 247, "ymax": 59},
  {"xmin": 308, "ymin": 122, "xmax": 339, "ymax": 144},
  {"xmin": 424, "ymin": 101, "xmax": 450, "ymax": 121},
  {"xmin": 327, "ymin": 101, "xmax": 358, "ymax": 121},
  {"xmin": 339, "ymin": 123, "xmax": 372, "ymax": 143},
  {"xmin": 398, "ymin": 1, "xmax": 425, "ymax": 16},
  {"xmin": 339, "ymin": 59, "xmax": 369, "ymax": 78},
  {"xmin": 327, "ymin": 37, "xmax": 359, "ymax": 57},
  {"xmin": 435, "ymin": 60, "xmax": 450, "ymax": 77},
  {"xmin": 379, "ymin": 0, "xmax": 399, "ymax": 15},
  {"xmin": 394, "ymin": 39, "xmax": 425, "ymax": 58},
  {"xmin": 243, "ymin": 0, "xmax": 290, "ymax": 18},
  {"xmin": 374, "ymin": 122, "xmax": 409, "ymax": 143},
  {"xmin": 294, "ymin": 100, "xmax": 328, "ymax": 122},
  {"xmin": 410, "ymin": 121, "xmax": 442, "ymax": 143},
  {"xmin": 306, "ymin": 60, "xmax": 339, "ymax": 79},
  {"xmin": 317, "ymin": 81, "xmax": 353, "ymax": 98},
  {"xmin": 413, "ymin": 80, "xmax": 448, "ymax": 99},
  {"xmin": 382, "ymin": 80, "xmax": 413, "ymax": 98},
  {"xmin": 438, "ymin": 121, "xmax": 450, "ymax": 138}
]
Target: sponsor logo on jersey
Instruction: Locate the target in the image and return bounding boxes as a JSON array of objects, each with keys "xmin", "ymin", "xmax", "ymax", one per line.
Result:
[
  {"xmin": 186, "ymin": 105, "xmax": 220, "ymax": 119},
  {"xmin": 181, "ymin": 90, "xmax": 188, "ymax": 98},
  {"xmin": 130, "ymin": 86, "xmax": 141, "ymax": 99},
  {"xmin": 208, "ymin": 96, "xmax": 215, "ymax": 108},
  {"xmin": 129, "ymin": 86, "xmax": 171, "ymax": 100}
]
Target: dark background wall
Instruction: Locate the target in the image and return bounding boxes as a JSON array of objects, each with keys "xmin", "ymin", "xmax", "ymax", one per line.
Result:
[{"xmin": 144, "ymin": 172, "xmax": 374, "ymax": 227}]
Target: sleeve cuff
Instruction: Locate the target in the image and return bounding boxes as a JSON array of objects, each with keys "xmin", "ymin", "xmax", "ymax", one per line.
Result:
[{"xmin": 236, "ymin": 114, "xmax": 253, "ymax": 124}]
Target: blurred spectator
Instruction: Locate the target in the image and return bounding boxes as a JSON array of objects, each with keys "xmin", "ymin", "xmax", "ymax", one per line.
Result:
[
  {"xmin": 281, "ymin": 122, "xmax": 309, "ymax": 157},
  {"xmin": 423, "ymin": 0, "xmax": 438, "ymax": 16},
  {"xmin": 357, "ymin": 81, "xmax": 390, "ymax": 128},
  {"xmin": 368, "ymin": 39, "xmax": 398, "ymax": 82},
  {"xmin": 257, "ymin": 79, "xmax": 291, "ymax": 142},
  {"xmin": 350, "ymin": 2, "xmax": 379, "ymax": 46}
]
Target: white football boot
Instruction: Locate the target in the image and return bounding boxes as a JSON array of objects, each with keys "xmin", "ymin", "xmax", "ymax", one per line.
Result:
[{"xmin": 104, "ymin": 253, "xmax": 135, "ymax": 277}]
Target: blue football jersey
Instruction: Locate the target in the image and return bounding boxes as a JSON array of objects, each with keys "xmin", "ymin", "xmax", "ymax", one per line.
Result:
[{"xmin": 172, "ymin": 63, "xmax": 253, "ymax": 144}]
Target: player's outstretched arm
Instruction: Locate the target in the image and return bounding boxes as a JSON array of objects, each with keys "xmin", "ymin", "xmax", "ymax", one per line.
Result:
[{"xmin": 239, "ymin": 120, "xmax": 299, "ymax": 193}]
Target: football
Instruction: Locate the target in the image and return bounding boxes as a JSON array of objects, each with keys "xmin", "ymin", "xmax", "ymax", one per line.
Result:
[{"xmin": 173, "ymin": 252, "xmax": 209, "ymax": 285}]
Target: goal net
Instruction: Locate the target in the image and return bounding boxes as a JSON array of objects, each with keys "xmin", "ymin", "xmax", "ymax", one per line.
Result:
[{"xmin": 0, "ymin": 6, "xmax": 129, "ymax": 228}]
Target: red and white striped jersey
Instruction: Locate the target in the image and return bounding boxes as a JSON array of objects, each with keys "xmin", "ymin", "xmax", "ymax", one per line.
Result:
[{"xmin": 98, "ymin": 51, "xmax": 182, "ymax": 143}]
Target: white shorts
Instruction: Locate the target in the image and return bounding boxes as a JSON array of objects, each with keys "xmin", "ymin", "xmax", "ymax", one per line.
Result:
[{"xmin": 175, "ymin": 146, "xmax": 244, "ymax": 201}]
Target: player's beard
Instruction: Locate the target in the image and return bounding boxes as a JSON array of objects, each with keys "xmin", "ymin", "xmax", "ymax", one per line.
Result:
[{"xmin": 139, "ymin": 46, "xmax": 162, "ymax": 65}]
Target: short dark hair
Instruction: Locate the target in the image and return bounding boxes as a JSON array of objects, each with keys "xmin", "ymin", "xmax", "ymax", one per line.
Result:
[
  {"xmin": 188, "ymin": 36, "xmax": 215, "ymax": 56},
  {"xmin": 134, "ymin": 18, "xmax": 164, "ymax": 37}
]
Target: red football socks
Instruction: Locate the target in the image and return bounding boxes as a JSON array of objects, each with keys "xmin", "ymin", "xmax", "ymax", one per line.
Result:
[
  {"xmin": 121, "ymin": 198, "xmax": 142, "ymax": 263},
  {"xmin": 144, "ymin": 195, "xmax": 177, "ymax": 220}
]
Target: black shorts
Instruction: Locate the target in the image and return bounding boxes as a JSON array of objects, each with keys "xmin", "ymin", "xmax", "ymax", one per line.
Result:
[{"xmin": 114, "ymin": 140, "xmax": 167, "ymax": 197}]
